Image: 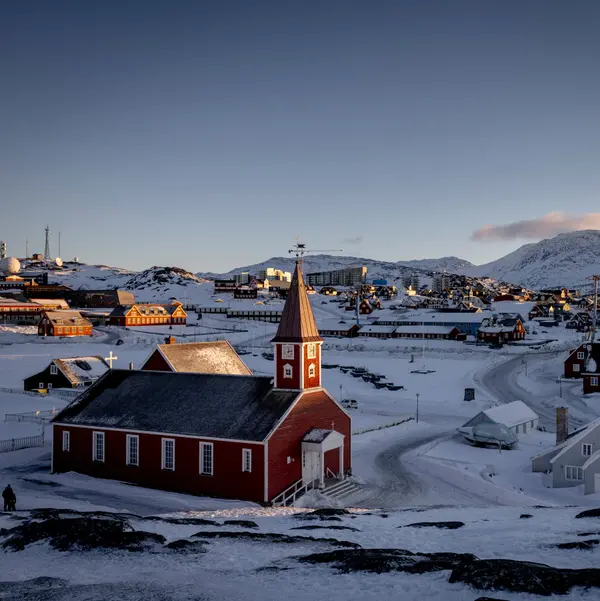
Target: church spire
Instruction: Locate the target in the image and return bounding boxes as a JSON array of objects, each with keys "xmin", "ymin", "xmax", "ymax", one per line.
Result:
[{"xmin": 272, "ymin": 262, "xmax": 323, "ymax": 343}]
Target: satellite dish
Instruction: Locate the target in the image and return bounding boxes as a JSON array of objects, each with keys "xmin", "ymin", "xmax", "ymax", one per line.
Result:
[{"xmin": 55, "ymin": 257, "xmax": 63, "ymax": 267}]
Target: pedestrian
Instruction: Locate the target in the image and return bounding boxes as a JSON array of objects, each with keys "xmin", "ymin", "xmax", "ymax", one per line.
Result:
[{"xmin": 2, "ymin": 484, "xmax": 16, "ymax": 512}]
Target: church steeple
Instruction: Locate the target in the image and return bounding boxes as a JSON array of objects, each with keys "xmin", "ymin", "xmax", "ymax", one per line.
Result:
[{"xmin": 272, "ymin": 263, "xmax": 323, "ymax": 390}]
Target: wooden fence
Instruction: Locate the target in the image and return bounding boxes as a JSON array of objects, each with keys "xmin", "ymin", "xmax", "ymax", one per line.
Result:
[{"xmin": 0, "ymin": 433, "xmax": 45, "ymax": 453}]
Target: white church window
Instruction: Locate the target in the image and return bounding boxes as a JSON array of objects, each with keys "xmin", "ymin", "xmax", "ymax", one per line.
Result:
[
  {"xmin": 200, "ymin": 442, "xmax": 213, "ymax": 475},
  {"xmin": 127, "ymin": 435, "xmax": 139, "ymax": 466},
  {"xmin": 308, "ymin": 363, "xmax": 316, "ymax": 378},
  {"xmin": 307, "ymin": 343, "xmax": 316, "ymax": 359},
  {"xmin": 583, "ymin": 443, "xmax": 593, "ymax": 457},
  {"xmin": 161, "ymin": 438, "xmax": 175, "ymax": 471},
  {"xmin": 93, "ymin": 431, "xmax": 105, "ymax": 462},
  {"xmin": 578, "ymin": 352, "xmax": 585, "ymax": 360},
  {"xmin": 242, "ymin": 448, "xmax": 252, "ymax": 473},
  {"xmin": 282, "ymin": 344, "xmax": 295, "ymax": 360},
  {"xmin": 592, "ymin": 377, "xmax": 599, "ymax": 387},
  {"xmin": 62, "ymin": 430, "xmax": 70, "ymax": 452},
  {"xmin": 573, "ymin": 364, "xmax": 580, "ymax": 372},
  {"xmin": 50, "ymin": 364, "xmax": 58, "ymax": 375},
  {"xmin": 565, "ymin": 465, "xmax": 583, "ymax": 480},
  {"xmin": 283, "ymin": 364, "xmax": 293, "ymax": 379}
]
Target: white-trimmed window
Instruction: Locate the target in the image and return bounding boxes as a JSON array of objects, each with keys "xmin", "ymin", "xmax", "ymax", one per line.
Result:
[
  {"xmin": 161, "ymin": 438, "xmax": 175, "ymax": 471},
  {"xmin": 50, "ymin": 364, "xmax": 58, "ymax": 375},
  {"xmin": 308, "ymin": 363, "xmax": 316, "ymax": 378},
  {"xmin": 573, "ymin": 364, "xmax": 580, "ymax": 373},
  {"xmin": 242, "ymin": 448, "xmax": 252, "ymax": 473},
  {"xmin": 577, "ymin": 352, "xmax": 585, "ymax": 360},
  {"xmin": 592, "ymin": 377, "xmax": 599, "ymax": 387},
  {"xmin": 93, "ymin": 431, "xmax": 105, "ymax": 462},
  {"xmin": 126, "ymin": 434, "xmax": 139, "ymax": 466},
  {"xmin": 307, "ymin": 343, "xmax": 316, "ymax": 359},
  {"xmin": 62, "ymin": 430, "xmax": 70, "ymax": 452},
  {"xmin": 282, "ymin": 344, "xmax": 295, "ymax": 360},
  {"xmin": 200, "ymin": 442, "xmax": 213, "ymax": 475},
  {"xmin": 38, "ymin": 382, "xmax": 44, "ymax": 389},
  {"xmin": 565, "ymin": 465, "xmax": 583, "ymax": 480},
  {"xmin": 283, "ymin": 364, "xmax": 293, "ymax": 379},
  {"xmin": 583, "ymin": 443, "xmax": 593, "ymax": 457}
]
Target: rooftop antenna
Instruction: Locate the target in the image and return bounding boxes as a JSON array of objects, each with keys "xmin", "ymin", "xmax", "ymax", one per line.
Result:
[
  {"xmin": 25, "ymin": 237, "xmax": 28, "ymax": 259},
  {"xmin": 288, "ymin": 237, "xmax": 343, "ymax": 276},
  {"xmin": 58, "ymin": 231, "xmax": 61, "ymax": 258},
  {"xmin": 44, "ymin": 226, "xmax": 51, "ymax": 261}
]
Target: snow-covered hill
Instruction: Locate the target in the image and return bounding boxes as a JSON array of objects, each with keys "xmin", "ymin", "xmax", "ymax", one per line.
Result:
[
  {"xmin": 396, "ymin": 256, "xmax": 475, "ymax": 273},
  {"xmin": 467, "ymin": 230, "xmax": 600, "ymax": 290}
]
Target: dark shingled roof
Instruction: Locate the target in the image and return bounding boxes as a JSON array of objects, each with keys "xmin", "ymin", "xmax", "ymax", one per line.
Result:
[
  {"xmin": 53, "ymin": 370, "xmax": 299, "ymax": 442},
  {"xmin": 272, "ymin": 262, "xmax": 323, "ymax": 343}
]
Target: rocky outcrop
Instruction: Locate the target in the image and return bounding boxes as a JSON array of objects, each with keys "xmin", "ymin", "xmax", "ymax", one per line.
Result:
[
  {"xmin": 192, "ymin": 530, "xmax": 360, "ymax": 548},
  {"xmin": 403, "ymin": 521, "xmax": 465, "ymax": 530}
]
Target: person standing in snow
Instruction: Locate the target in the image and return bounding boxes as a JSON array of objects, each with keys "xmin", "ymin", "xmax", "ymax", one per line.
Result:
[{"xmin": 2, "ymin": 484, "xmax": 16, "ymax": 511}]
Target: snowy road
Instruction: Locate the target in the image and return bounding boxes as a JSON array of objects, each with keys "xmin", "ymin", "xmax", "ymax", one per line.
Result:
[{"xmin": 478, "ymin": 351, "xmax": 591, "ymax": 430}]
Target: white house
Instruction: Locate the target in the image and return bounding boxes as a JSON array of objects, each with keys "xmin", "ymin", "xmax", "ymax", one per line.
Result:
[
  {"xmin": 532, "ymin": 417, "xmax": 600, "ymax": 493},
  {"xmin": 462, "ymin": 401, "xmax": 539, "ymax": 435}
]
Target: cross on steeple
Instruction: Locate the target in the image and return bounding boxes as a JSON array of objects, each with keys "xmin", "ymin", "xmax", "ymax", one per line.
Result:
[{"xmin": 104, "ymin": 351, "xmax": 118, "ymax": 369}]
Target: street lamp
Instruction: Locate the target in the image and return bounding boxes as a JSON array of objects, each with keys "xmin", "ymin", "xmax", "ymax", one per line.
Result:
[
  {"xmin": 416, "ymin": 393, "xmax": 420, "ymax": 423},
  {"xmin": 556, "ymin": 378, "xmax": 563, "ymax": 398}
]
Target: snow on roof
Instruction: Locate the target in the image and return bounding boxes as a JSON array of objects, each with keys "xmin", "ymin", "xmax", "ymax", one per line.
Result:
[
  {"xmin": 551, "ymin": 417, "xmax": 600, "ymax": 465},
  {"xmin": 491, "ymin": 301, "xmax": 536, "ymax": 316},
  {"xmin": 0, "ymin": 297, "xmax": 39, "ymax": 307},
  {"xmin": 156, "ymin": 340, "xmax": 252, "ymax": 375},
  {"xmin": 54, "ymin": 356, "xmax": 110, "ymax": 385},
  {"xmin": 359, "ymin": 325, "xmax": 397, "ymax": 334},
  {"xmin": 303, "ymin": 428, "xmax": 333, "ymax": 443},
  {"xmin": 393, "ymin": 325, "xmax": 455, "ymax": 335},
  {"xmin": 424, "ymin": 313, "xmax": 488, "ymax": 323},
  {"xmin": 479, "ymin": 326, "xmax": 516, "ymax": 333},
  {"xmin": 316, "ymin": 319, "xmax": 356, "ymax": 331},
  {"xmin": 29, "ymin": 298, "xmax": 69, "ymax": 308},
  {"xmin": 468, "ymin": 401, "xmax": 538, "ymax": 429}
]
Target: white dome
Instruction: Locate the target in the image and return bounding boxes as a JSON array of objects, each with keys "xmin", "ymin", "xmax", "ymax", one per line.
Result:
[
  {"xmin": 0, "ymin": 257, "xmax": 21, "ymax": 275},
  {"xmin": 55, "ymin": 257, "xmax": 63, "ymax": 267}
]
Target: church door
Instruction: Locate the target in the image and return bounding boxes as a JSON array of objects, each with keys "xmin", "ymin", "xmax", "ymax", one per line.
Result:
[{"xmin": 302, "ymin": 450, "xmax": 320, "ymax": 485}]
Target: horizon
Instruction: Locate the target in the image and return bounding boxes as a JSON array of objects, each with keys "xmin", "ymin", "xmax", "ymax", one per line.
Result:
[{"xmin": 2, "ymin": 1, "xmax": 600, "ymax": 271}]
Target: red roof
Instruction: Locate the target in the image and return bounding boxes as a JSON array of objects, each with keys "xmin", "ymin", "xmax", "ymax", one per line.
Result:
[{"xmin": 272, "ymin": 263, "xmax": 323, "ymax": 343}]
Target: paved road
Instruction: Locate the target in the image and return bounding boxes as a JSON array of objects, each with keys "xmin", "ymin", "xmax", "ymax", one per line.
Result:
[{"xmin": 478, "ymin": 351, "xmax": 590, "ymax": 430}]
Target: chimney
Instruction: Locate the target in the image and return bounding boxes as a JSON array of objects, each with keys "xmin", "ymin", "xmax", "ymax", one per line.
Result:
[
  {"xmin": 164, "ymin": 336, "xmax": 177, "ymax": 345},
  {"xmin": 129, "ymin": 362, "xmax": 134, "ymax": 371},
  {"xmin": 556, "ymin": 407, "xmax": 569, "ymax": 445}
]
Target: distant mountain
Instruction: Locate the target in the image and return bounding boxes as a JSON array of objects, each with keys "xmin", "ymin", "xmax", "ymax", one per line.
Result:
[
  {"xmin": 397, "ymin": 256, "xmax": 475, "ymax": 273},
  {"xmin": 467, "ymin": 230, "xmax": 600, "ymax": 290}
]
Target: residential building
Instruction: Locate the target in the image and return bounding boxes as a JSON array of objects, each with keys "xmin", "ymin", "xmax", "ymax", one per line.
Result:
[
  {"xmin": 233, "ymin": 287, "xmax": 258, "ymax": 299},
  {"xmin": 24, "ymin": 356, "xmax": 110, "ymax": 391},
  {"xmin": 108, "ymin": 303, "xmax": 187, "ymax": 327},
  {"xmin": 532, "ymin": 416, "xmax": 600, "ymax": 494},
  {"xmin": 0, "ymin": 297, "xmax": 43, "ymax": 324},
  {"xmin": 402, "ymin": 273, "xmax": 420, "ymax": 291},
  {"xmin": 69, "ymin": 289, "xmax": 135, "ymax": 308},
  {"xmin": 317, "ymin": 320, "xmax": 360, "ymax": 338},
  {"xmin": 51, "ymin": 263, "xmax": 351, "ymax": 504},
  {"xmin": 234, "ymin": 272, "xmax": 250, "ymax": 285},
  {"xmin": 141, "ymin": 338, "xmax": 252, "ymax": 375},
  {"xmin": 257, "ymin": 268, "xmax": 292, "ymax": 283},
  {"xmin": 28, "ymin": 298, "xmax": 70, "ymax": 311},
  {"xmin": 213, "ymin": 279, "xmax": 237, "ymax": 293},
  {"xmin": 306, "ymin": 266, "xmax": 367, "ymax": 287},
  {"xmin": 38, "ymin": 311, "xmax": 93, "ymax": 337},
  {"xmin": 432, "ymin": 273, "xmax": 450, "ymax": 294},
  {"xmin": 477, "ymin": 318, "xmax": 526, "ymax": 343}
]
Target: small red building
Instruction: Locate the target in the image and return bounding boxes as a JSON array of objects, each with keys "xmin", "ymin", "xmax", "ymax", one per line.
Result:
[
  {"xmin": 477, "ymin": 318, "xmax": 526, "ymax": 343},
  {"xmin": 51, "ymin": 263, "xmax": 351, "ymax": 504},
  {"xmin": 38, "ymin": 311, "xmax": 93, "ymax": 337},
  {"xmin": 108, "ymin": 302, "xmax": 187, "ymax": 327}
]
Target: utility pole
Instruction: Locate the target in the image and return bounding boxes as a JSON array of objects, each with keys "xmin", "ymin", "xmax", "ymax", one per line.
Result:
[
  {"xmin": 58, "ymin": 231, "xmax": 61, "ymax": 258},
  {"xmin": 416, "ymin": 393, "xmax": 420, "ymax": 423},
  {"xmin": 25, "ymin": 238, "xmax": 28, "ymax": 259},
  {"xmin": 585, "ymin": 275, "xmax": 599, "ymax": 342}
]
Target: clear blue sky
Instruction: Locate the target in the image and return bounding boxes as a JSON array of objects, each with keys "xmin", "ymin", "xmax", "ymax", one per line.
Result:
[{"xmin": 2, "ymin": 0, "xmax": 599, "ymax": 272}]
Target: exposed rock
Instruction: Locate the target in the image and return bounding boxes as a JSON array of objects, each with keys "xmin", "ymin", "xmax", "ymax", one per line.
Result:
[
  {"xmin": 449, "ymin": 558, "xmax": 600, "ymax": 596},
  {"xmin": 3, "ymin": 517, "xmax": 165, "ymax": 552},
  {"xmin": 192, "ymin": 530, "xmax": 360, "ymax": 548},
  {"xmin": 223, "ymin": 520, "xmax": 259, "ymax": 529},
  {"xmin": 309, "ymin": 508, "xmax": 350, "ymax": 517},
  {"xmin": 403, "ymin": 521, "xmax": 465, "ymax": 530},
  {"xmin": 297, "ymin": 548, "xmax": 477, "ymax": 574},
  {"xmin": 294, "ymin": 514, "xmax": 343, "ymax": 522},
  {"xmin": 577, "ymin": 531, "xmax": 600, "ymax": 537},
  {"xmin": 519, "ymin": 514, "xmax": 533, "ymax": 519},
  {"xmin": 473, "ymin": 597, "xmax": 510, "ymax": 601},
  {"xmin": 165, "ymin": 539, "xmax": 208, "ymax": 553},
  {"xmin": 554, "ymin": 539, "xmax": 599, "ymax": 550},
  {"xmin": 145, "ymin": 516, "xmax": 220, "ymax": 527},
  {"xmin": 575, "ymin": 508, "xmax": 600, "ymax": 519},
  {"xmin": 0, "ymin": 576, "xmax": 69, "ymax": 594},
  {"xmin": 290, "ymin": 525, "xmax": 360, "ymax": 532}
]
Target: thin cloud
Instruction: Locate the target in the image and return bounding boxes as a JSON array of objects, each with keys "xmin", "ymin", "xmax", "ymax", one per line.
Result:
[
  {"xmin": 342, "ymin": 236, "xmax": 363, "ymax": 245},
  {"xmin": 471, "ymin": 212, "xmax": 600, "ymax": 242}
]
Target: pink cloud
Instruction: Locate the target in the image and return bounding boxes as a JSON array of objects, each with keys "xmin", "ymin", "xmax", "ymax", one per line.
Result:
[{"xmin": 471, "ymin": 212, "xmax": 600, "ymax": 242}]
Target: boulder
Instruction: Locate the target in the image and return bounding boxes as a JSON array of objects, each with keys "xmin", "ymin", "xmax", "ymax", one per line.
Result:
[
  {"xmin": 403, "ymin": 521, "xmax": 465, "ymax": 530},
  {"xmin": 554, "ymin": 539, "xmax": 599, "ymax": 550},
  {"xmin": 291, "ymin": 525, "xmax": 360, "ymax": 532},
  {"xmin": 309, "ymin": 508, "xmax": 350, "ymax": 517},
  {"xmin": 575, "ymin": 508, "xmax": 600, "ymax": 519},
  {"xmin": 519, "ymin": 514, "xmax": 533, "ymax": 519},
  {"xmin": 449, "ymin": 558, "xmax": 600, "ymax": 596},
  {"xmin": 297, "ymin": 548, "xmax": 477, "ymax": 574},
  {"xmin": 165, "ymin": 539, "xmax": 208, "ymax": 553},
  {"xmin": 474, "ymin": 598, "xmax": 509, "ymax": 601},
  {"xmin": 223, "ymin": 520, "xmax": 259, "ymax": 529},
  {"xmin": 3, "ymin": 517, "xmax": 165, "ymax": 552},
  {"xmin": 192, "ymin": 530, "xmax": 360, "ymax": 548}
]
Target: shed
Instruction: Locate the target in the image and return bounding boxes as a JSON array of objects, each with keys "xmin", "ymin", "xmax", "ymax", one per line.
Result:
[{"xmin": 462, "ymin": 400, "xmax": 539, "ymax": 435}]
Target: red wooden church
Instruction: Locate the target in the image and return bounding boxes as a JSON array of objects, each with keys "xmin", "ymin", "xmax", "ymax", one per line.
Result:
[{"xmin": 51, "ymin": 263, "xmax": 351, "ymax": 504}]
